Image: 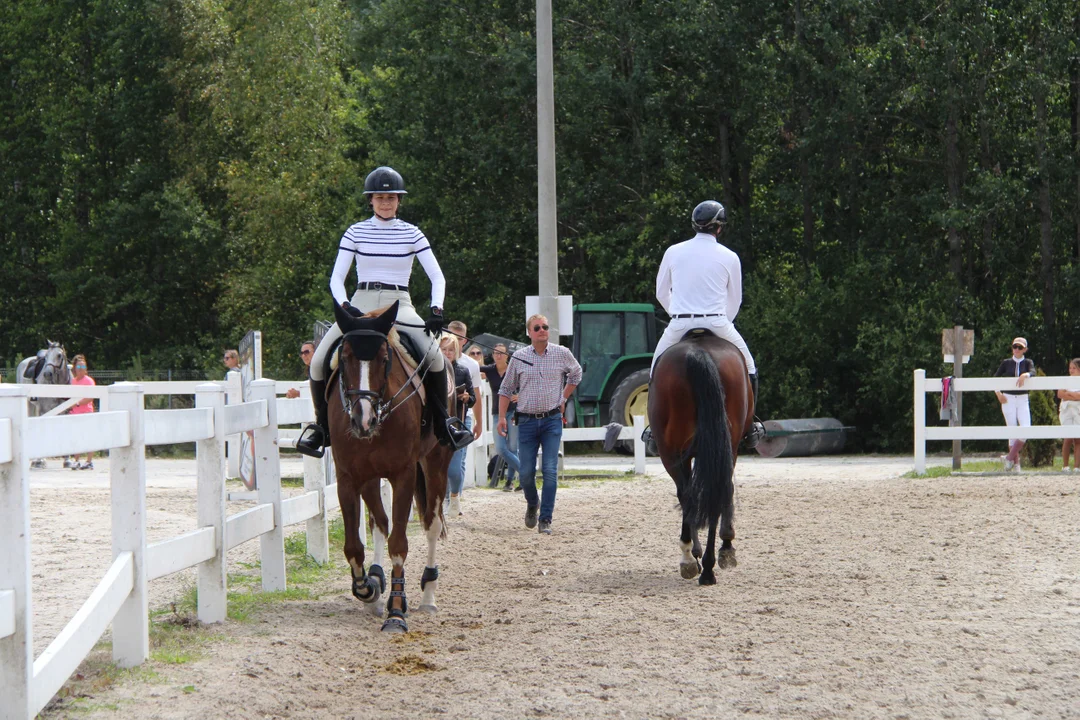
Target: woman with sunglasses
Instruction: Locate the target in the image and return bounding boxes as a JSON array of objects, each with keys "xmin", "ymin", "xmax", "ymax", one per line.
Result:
[
  {"xmin": 993, "ymin": 337, "xmax": 1034, "ymax": 471},
  {"xmin": 480, "ymin": 343, "xmax": 520, "ymax": 490},
  {"xmin": 285, "ymin": 341, "xmax": 316, "ymax": 399},
  {"xmin": 296, "ymin": 166, "xmax": 472, "ymax": 457},
  {"xmin": 68, "ymin": 354, "xmax": 96, "ymax": 470}
]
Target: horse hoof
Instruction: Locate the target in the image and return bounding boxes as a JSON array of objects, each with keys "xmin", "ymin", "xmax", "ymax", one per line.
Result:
[
  {"xmin": 353, "ymin": 575, "xmax": 382, "ymax": 604},
  {"xmin": 416, "ymin": 604, "xmax": 437, "ymax": 615},
  {"xmin": 366, "ymin": 600, "xmax": 385, "ymax": 618},
  {"xmin": 718, "ymin": 550, "xmax": 738, "ymax": 569},
  {"xmin": 381, "ymin": 616, "xmax": 408, "ymax": 633},
  {"xmin": 699, "ymin": 570, "xmax": 717, "ymax": 586},
  {"xmin": 680, "ymin": 561, "xmax": 702, "ymax": 579}
]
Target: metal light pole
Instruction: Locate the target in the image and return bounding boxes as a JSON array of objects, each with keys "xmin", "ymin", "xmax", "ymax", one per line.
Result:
[{"xmin": 536, "ymin": 0, "xmax": 560, "ymax": 336}]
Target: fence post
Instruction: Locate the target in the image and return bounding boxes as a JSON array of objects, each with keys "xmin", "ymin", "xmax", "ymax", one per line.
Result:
[
  {"xmin": 914, "ymin": 369, "xmax": 927, "ymax": 474},
  {"xmin": 225, "ymin": 370, "xmax": 241, "ymax": 479},
  {"xmin": 195, "ymin": 383, "xmax": 227, "ymax": 623},
  {"xmin": 108, "ymin": 383, "xmax": 148, "ymax": 667},
  {"xmin": 303, "ymin": 452, "xmax": 329, "ymax": 565},
  {"xmin": 251, "ymin": 379, "xmax": 286, "ymax": 591},
  {"xmin": 632, "ymin": 414, "xmax": 646, "ymax": 475},
  {"xmin": 0, "ymin": 387, "xmax": 32, "ymax": 720}
]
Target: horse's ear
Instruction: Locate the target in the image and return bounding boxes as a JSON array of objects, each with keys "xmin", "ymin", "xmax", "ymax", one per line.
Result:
[
  {"xmin": 379, "ymin": 301, "xmax": 400, "ymax": 328},
  {"xmin": 333, "ymin": 301, "xmax": 361, "ymax": 330}
]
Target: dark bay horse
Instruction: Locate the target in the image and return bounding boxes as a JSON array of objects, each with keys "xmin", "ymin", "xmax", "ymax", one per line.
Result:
[
  {"xmin": 327, "ymin": 300, "xmax": 456, "ymax": 633},
  {"xmin": 647, "ymin": 330, "xmax": 754, "ymax": 585}
]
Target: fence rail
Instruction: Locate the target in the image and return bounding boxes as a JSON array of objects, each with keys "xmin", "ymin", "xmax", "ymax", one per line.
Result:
[
  {"xmin": 0, "ymin": 380, "xmax": 346, "ymax": 720},
  {"xmin": 912, "ymin": 369, "xmax": 1080, "ymax": 473}
]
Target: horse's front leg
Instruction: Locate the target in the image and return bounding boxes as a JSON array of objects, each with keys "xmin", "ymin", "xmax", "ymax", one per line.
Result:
[
  {"xmin": 345, "ymin": 479, "xmax": 386, "ymax": 617},
  {"xmin": 339, "ymin": 478, "xmax": 383, "ymax": 611},
  {"xmin": 381, "ymin": 469, "xmax": 416, "ymax": 633}
]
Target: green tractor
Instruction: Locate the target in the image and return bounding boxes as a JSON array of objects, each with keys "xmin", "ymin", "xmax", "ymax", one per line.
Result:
[{"xmin": 566, "ymin": 303, "xmax": 665, "ymax": 453}]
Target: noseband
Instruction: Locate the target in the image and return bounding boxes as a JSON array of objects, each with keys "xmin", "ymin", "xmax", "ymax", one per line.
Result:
[{"xmin": 336, "ymin": 329, "xmax": 425, "ymax": 428}]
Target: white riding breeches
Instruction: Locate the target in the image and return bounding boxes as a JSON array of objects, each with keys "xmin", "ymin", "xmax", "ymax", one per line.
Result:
[
  {"xmin": 1000, "ymin": 393, "xmax": 1031, "ymax": 428},
  {"xmin": 310, "ymin": 288, "xmax": 444, "ymax": 382},
  {"xmin": 650, "ymin": 316, "xmax": 756, "ymax": 376}
]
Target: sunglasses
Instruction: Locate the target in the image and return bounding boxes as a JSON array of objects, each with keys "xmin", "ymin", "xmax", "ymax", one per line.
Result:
[
  {"xmin": 75, "ymin": 364, "xmax": 87, "ymax": 369},
  {"xmin": 1012, "ymin": 345, "xmax": 1025, "ymax": 350},
  {"xmin": 532, "ymin": 324, "xmax": 549, "ymax": 332},
  {"xmin": 300, "ymin": 350, "xmax": 313, "ymax": 356}
]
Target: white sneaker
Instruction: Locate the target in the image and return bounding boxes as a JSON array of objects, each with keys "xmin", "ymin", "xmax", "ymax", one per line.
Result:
[
  {"xmin": 449, "ymin": 496, "xmax": 462, "ymax": 516},
  {"xmin": 1003, "ymin": 459, "xmax": 1014, "ymax": 471},
  {"xmin": 1012, "ymin": 462, "xmax": 1021, "ymax": 473}
]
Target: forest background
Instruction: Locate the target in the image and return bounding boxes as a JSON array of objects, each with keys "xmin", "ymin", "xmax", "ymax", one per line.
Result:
[{"xmin": 2, "ymin": 0, "xmax": 1079, "ymax": 452}]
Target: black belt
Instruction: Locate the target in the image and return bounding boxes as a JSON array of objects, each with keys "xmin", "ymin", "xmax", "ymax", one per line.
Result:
[
  {"xmin": 356, "ymin": 282, "xmax": 407, "ymax": 291},
  {"xmin": 515, "ymin": 407, "xmax": 562, "ymax": 420},
  {"xmin": 673, "ymin": 313, "xmax": 721, "ymax": 319}
]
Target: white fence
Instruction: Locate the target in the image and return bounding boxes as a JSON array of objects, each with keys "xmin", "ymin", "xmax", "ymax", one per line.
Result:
[
  {"xmin": 912, "ymin": 369, "xmax": 1080, "ymax": 473},
  {"xmin": 0, "ymin": 380, "xmax": 343, "ymax": 720}
]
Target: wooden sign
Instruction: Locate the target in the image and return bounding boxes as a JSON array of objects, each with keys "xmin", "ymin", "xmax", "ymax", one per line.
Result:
[{"xmin": 942, "ymin": 328, "xmax": 974, "ymax": 364}]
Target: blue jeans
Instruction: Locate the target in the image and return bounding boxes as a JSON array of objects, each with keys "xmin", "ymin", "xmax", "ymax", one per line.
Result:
[
  {"xmin": 449, "ymin": 414, "xmax": 473, "ymax": 495},
  {"xmin": 493, "ymin": 411, "xmax": 520, "ymax": 481},
  {"xmin": 517, "ymin": 414, "xmax": 562, "ymax": 522}
]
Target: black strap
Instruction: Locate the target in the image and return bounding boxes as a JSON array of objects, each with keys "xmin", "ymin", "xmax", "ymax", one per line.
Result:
[
  {"xmin": 357, "ymin": 281, "xmax": 407, "ymax": 291},
  {"xmin": 673, "ymin": 313, "xmax": 720, "ymax": 319}
]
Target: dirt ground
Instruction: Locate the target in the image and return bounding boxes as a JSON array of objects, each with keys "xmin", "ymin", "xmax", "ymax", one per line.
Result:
[{"xmin": 30, "ymin": 456, "xmax": 1080, "ymax": 719}]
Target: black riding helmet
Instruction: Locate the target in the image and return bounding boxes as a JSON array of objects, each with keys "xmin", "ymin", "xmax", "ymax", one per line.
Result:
[
  {"xmin": 363, "ymin": 166, "xmax": 407, "ymax": 195},
  {"xmin": 691, "ymin": 200, "xmax": 727, "ymax": 233}
]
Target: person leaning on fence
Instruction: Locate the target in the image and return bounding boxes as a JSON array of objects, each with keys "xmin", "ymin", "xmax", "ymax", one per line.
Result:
[
  {"xmin": 441, "ymin": 334, "xmax": 475, "ymax": 516},
  {"xmin": 285, "ymin": 340, "xmax": 315, "ymax": 399},
  {"xmin": 295, "ymin": 165, "xmax": 472, "ymax": 458},
  {"xmin": 497, "ymin": 314, "xmax": 582, "ymax": 536},
  {"xmin": 67, "ymin": 354, "xmax": 96, "ymax": 470},
  {"xmin": 994, "ymin": 337, "xmax": 1034, "ymax": 472},
  {"xmin": 1057, "ymin": 357, "xmax": 1080, "ymax": 472}
]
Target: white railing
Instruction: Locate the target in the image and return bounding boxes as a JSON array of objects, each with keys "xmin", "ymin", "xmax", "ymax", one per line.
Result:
[
  {"xmin": 912, "ymin": 369, "xmax": 1080, "ymax": 473},
  {"xmin": 0, "ymin": 379, "xmax": 345, "ymax": 720}
]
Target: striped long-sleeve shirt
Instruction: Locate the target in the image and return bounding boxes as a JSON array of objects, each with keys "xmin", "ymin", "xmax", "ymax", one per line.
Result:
[{"xmin": 329, "ymin": 216, "xmax": 446, "ymax": 307}]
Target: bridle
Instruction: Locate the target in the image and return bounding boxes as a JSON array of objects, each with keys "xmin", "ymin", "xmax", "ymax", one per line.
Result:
[{"xmin": 335, "ymin": 329, "xmax": 426, "ymax": 428}]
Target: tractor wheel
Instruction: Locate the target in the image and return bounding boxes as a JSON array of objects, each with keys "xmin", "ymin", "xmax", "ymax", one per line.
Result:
[{"xmin": 607, "ymin": 369, "xmax": 655, "ymax": 456}]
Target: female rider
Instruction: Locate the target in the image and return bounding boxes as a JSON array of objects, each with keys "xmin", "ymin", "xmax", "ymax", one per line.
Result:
[{"xmin": 295, "ymin": 166, "xmax": 473, "ymax": 457}]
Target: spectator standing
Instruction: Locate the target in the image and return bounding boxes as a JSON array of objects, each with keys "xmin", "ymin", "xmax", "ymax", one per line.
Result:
[
  {"xmin": 1057, "ymin": 357, "xmax": 1080, "ymax": 472},
  {"xmin": 223, "ymin": 349, "xmax": 240, "ymax": 379},
  {"xmin": 286, "ymin": 341, "xmax": 315, "ymax": 399},
  {"xmin": 994, "ymin": 337, "xmax": 1034, "ymax": 472},
  {"xmin": 447, "ymin": 320, "xmax": 484, "ymax": 441},
  {"xmin": 498, "ymin": 315, "xmax": 582, "ymax": 535},
  {"xmin": 481, "ymin": 343, "xmax": 520, "ymax": 490},
  {"xmin": 68, "ymin": 354, "xmax": 96, "ymax": 470},
  {"xmin": 441, "ymin": 335, "xmax": 475, "ymax": 516}
]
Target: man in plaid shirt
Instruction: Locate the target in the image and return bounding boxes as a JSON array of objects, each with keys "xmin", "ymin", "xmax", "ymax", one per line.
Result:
[{"xmin": 498, "ymin": 314, "xmax": 583, "ymax": 535}]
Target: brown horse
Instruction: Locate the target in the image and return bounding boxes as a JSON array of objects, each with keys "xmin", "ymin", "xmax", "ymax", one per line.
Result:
[
  {"xmin": 647, "ymin": 330, "xmax": 754, "ymax": 585},
  {"xmin": 327, "ymin": 300, "xmax": 457, "ymax": 632}
]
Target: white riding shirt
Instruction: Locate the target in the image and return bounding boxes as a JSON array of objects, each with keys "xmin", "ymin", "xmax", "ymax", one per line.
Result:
[
  {"xmin": 656, "ymin": 232, "xmax": 741, "ymax": 318},
  {"xmin": 651, "ymin": 232, "xmax": 755, "ymax": 375},
  {"xmin": 329, "ymin": 216, "xmax": 446, "ymax": 308}
]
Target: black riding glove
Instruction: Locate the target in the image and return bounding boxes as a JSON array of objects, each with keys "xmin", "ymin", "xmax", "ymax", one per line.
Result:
[
  {"xmin": 425, "ymin": 307, "xmax": 444, "ymax": 336},
  {"xmin": 341, "ymin": 301, "xmax": 364, "ymax": 318}
]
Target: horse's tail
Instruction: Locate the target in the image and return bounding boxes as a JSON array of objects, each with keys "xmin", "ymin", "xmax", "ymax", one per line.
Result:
[
  {"xmin": 683, "ymin": 345, "xmax": 734, "ymax": 531},
  {"xmin": 414, "ymin": 461, "xmax": 429, "ymax": 518}
]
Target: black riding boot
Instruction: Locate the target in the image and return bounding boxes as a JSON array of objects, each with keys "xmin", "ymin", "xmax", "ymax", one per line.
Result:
[
  {"xmin": 744, "ymin": 373, "xmax": 766, "ymax": 450},
  {"xmin": 295, "ymin": 378, "xmax": 329, "ymax": 458},
  {"xmin": 424, "ymin": 368, "xmax": 473, "ymax": 450}
]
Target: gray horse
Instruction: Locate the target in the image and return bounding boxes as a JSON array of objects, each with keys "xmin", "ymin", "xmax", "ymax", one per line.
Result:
[{"xmin": 16, "ymin": 341, "xmax": 71, "ymax": 468}]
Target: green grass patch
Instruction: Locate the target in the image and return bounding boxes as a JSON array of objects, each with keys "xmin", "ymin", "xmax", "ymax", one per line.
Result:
[
  {"xmin": 280, "ymin": 475, "xmax": 305, "ymax": 488},
  {"xmin": 904, "ymin": 456, "xmax": 1070, "ymax": 478}
]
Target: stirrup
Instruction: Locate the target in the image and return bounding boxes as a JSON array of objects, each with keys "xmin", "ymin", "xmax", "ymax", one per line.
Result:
[
  {"xmin": 641, "ymin": 427, "xmax": 658, "ymax": 455},
  {"xmin": 444, "ymin": 418, "xmax": 473, "ymax": 450},
  {"xmin": 295, "ymin": 424, "xmax": 326, "ymax": 458},
  {"xmin": 743, "ymin": 421, "xmax": 766, "ymax": 450}
]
